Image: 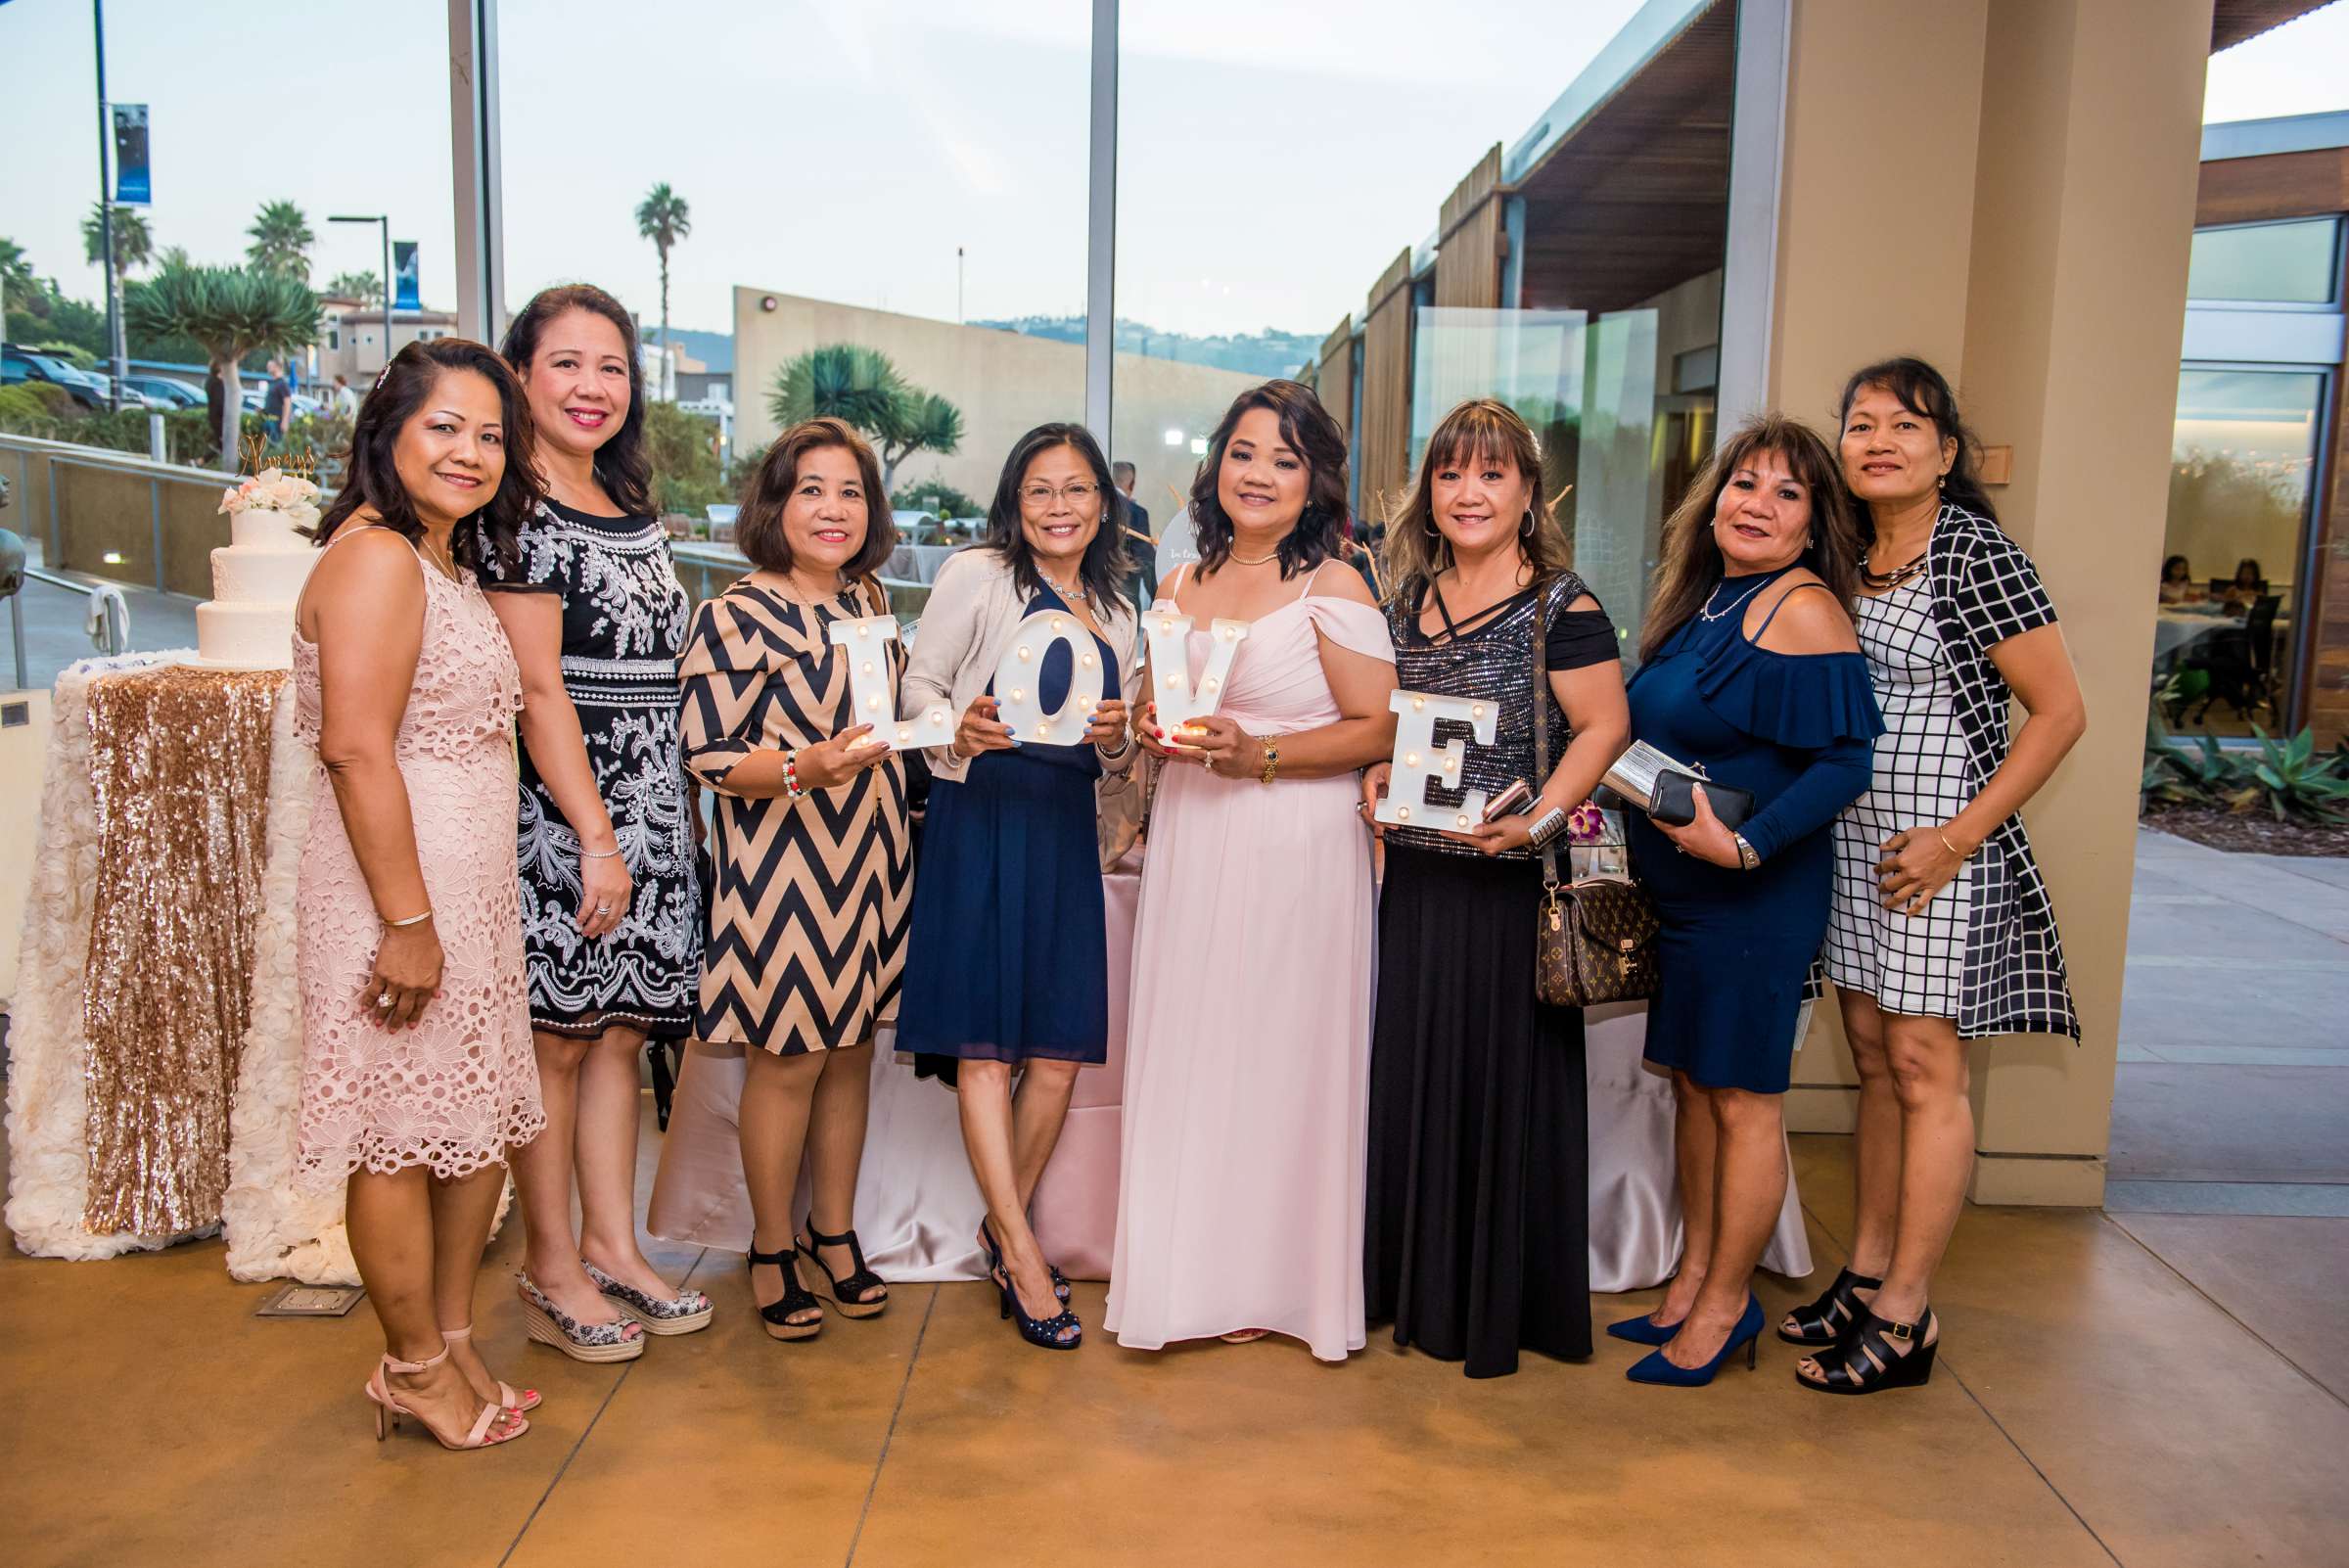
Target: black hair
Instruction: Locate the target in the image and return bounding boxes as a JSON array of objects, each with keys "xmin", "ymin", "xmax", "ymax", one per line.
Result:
[
  {"xmin": 982, "ymin": 423, "xmax": 1132, "ymax": 609},
  {"xmin": 499, "ymin": 283, "xmax": 654, "ymax": 516},
  {"xmin": 313, "ymin": 337, "xmax": 541, "ymax": 573},
  {"xmin": 2162, "ymin": 554, "xmax": 2190, "ymax": 583},
  {"xmin": 1836, "ymin": 355, "xmax": 1998, "ymax": 535},
  {"xmin": 1187, "ymin": 379, "xmax": 1350, "ymax": 580}
]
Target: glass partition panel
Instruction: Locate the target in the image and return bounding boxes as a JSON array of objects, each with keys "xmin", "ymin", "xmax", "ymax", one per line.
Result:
[
  {"xmin": 2186, "ymin": 218, "xmax": 2342, "ymax": 305},
  {"xmin": 498, "ymin": 0, "xmax": 1090, "ymax": 601},
  {"xmin": 2154, "ymin": 367, "xmax": 2325, "ymax": 737},
  {"xmin": 1109, "ymin": 0, "xmax": 1674, "ymax": 604}
]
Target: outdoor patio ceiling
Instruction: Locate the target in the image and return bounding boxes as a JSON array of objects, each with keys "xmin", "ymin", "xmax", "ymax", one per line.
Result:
[{"xmin": 1511, "ymin": 0, "xmax": 1734, "ymax": 315}]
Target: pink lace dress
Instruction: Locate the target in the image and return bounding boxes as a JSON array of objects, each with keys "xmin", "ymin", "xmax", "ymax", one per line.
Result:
[{"xmin": 293, "ymin": 529, "xmax": 544, "ymax": 1189}]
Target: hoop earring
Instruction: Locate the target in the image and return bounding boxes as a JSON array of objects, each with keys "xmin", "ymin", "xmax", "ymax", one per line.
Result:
[{"xmin": 1520, "ymin": 508, "xmax": 1535, "ymax": 537}]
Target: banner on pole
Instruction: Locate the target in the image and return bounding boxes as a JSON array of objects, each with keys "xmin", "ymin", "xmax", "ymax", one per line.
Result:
[
  {"xmin": 393, "ymin": 243, "xmax": 421, "ymax": 312},
  {"xmin": 112, "ymin": 104, "xmax": 151, "ymax": 205}
]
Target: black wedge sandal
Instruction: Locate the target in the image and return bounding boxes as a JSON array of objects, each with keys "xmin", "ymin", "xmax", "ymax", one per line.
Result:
[
  {"xmin": 1777, "ymin": 1266, "xmax": 1883, "ymax": 1347},
  {"xmin": 797, "ymin": 1225, "xmax": 890, "ymax": 1320},
  {"xmin": 1796, "ymin": 1306, "xmax": 1937, "ymax": 1395},
  {"xmin": 746, "ymin": 1243, "xmax": 823, "ymax": 1342}
]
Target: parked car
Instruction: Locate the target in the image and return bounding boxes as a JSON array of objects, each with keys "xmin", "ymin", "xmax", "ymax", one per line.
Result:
[
  {"xmin": 1, "ymin": 346, "xmax": 103, "ymax": 408},
  {"xmin": 118, "ymin": 374, "xmax": 206, "ymax": 410},
  {"xmin": 81, "ymin": 372, "xmax": 170, "ymax": 411}
]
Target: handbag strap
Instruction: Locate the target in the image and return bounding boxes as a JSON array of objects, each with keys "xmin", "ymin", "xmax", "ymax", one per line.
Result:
[{"xmin": 1531, "ymin": 582, "xmax": 1560, "ymax": 896}]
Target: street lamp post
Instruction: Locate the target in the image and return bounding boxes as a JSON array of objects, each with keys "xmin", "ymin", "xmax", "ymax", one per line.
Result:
[
  {"xmin": 93, "ymin": 0, "xmax": 126, "ymax": 413},
  {"xmin": 330, "ymin": 214, "xmax": 393, "ymax": 374}
]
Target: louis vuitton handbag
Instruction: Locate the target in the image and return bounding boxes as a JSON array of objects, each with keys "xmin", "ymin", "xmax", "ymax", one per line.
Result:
[{"xmin": 1530, "ymin": 603, "xmax": 1660, "ymax": 1008}]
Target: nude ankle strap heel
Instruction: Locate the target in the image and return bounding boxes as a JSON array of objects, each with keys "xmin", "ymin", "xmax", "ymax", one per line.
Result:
[
  {"xmin": 441, "ymin": 1323, "xmax": 540, "ymax": 1413},
  {"xmin": 362, "ymin": 1345, "xmax": 530, "ymax": 1450}
]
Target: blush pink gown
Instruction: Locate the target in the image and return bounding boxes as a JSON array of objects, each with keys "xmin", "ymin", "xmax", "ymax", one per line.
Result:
[
  {"xmin": 1105, "ymin": 569, "xmax": 1393, "ymax": 1361},
  {"xmin": 292, "ymin": 530, "xmax": 543, "ymax": 1189}
]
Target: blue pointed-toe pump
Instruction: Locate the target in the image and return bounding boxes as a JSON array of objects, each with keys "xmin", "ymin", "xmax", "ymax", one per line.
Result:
[{"xmin": 1626, "ymin": 1293, "xmax": 1763, "ymax": 1386}]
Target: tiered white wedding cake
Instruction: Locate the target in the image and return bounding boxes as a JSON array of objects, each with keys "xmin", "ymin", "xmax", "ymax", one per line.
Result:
[{"xmin": 195, "ymin": 468, "xmax": 322, "ymax": 669}]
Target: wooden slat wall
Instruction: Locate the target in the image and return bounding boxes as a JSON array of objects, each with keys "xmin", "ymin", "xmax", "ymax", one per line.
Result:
[
  {"xmin": 2195, "ymin": 147, "xmax": 2349, "ymax": 226},
  {"xmin": 1434, "ymin": 145, "xmax": 1506, "ymax": 310},
  {"xmin": 1318, "ymin": 316, "xmax": 1356, "ymax": 445},
  {"xmin": 1358, "ymin": 249, "xmax": 1417, "ymax": 529}
]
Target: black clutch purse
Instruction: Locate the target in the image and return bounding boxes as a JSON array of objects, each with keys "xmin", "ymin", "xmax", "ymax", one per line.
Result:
[{"xmin": 1648, "ymin": 768, "xmax": 1754, "ymax": 830}]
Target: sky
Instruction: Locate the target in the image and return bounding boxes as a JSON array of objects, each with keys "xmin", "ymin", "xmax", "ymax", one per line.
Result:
[{"xmin": 3, "ymin": 0, "xmax": 2347, "ymax": 345}]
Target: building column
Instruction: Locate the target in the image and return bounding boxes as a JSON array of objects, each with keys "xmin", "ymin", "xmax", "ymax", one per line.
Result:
[
  {"xmin": 1952, "ymin": 0, "xmax": 2208, "ymax": 1204},
  {"xmin": 1771, "ymin": 0, "xmax": 2211, "ymax": 1204}
]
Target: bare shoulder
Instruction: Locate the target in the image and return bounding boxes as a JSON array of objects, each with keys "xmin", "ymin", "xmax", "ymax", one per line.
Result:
[
  {"xmin": 1305, "ymin": 558, "xmax": 1374, "ymax": 606},
  {"xmin": 1751, "ymin": 572, "xmax": 1859, "ymax": 656},
  {"xmin": 308, "ymin": 525, "xmax": 422, "ymax": 598}
]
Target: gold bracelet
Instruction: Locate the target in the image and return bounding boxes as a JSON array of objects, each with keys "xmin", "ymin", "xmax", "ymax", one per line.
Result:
[
  {"xmin": 1935, "ymin": 828, "xmax": 1971, "ymax": 859},
  {"xmin": 385, "ymin": 907, "xmax": 434, "ymax": 928},
  {"xmin": 1258, "ymin": 736, "xmax": 1280, "ymax": 784}
]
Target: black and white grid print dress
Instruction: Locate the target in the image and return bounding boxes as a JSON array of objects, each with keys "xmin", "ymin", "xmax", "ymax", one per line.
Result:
[
  {"xmin": 481, "ymin": 497, "xmax": 701, "ymax": 1040},
  {"xmin": 1825, "ymin": 572, "xmax": 1971, "ymax": 1015}
]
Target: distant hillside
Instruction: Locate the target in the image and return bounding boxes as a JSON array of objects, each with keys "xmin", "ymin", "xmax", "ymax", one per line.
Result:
[
  {"xmin": 645, "ymin": 327, "xmax": 732, "ymax": 374},
  {"xmin": 972, "ymin": 316, "xmax": 1316, "ymax": 381}
]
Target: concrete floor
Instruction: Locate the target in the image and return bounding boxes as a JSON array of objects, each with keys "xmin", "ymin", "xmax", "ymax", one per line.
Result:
[
  {"xmin": 5, "ymin": 589, "xmax": 2343, "ymax": 1564},
  {"xmin": 4, "ymin": 1117, "xmax": 2344, "ymax": 1568}
]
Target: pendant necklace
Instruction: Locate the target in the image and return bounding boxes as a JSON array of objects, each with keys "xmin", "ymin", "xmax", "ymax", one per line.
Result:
[{"xmin": 1697, "ymin": 575, "xmax": 1770, "ymax": 623}]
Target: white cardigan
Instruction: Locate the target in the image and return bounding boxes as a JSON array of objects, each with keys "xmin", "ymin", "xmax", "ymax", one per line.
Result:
[{"xmin": 899, "ymin": 545, "xmax": 1142, "ymax": 787}]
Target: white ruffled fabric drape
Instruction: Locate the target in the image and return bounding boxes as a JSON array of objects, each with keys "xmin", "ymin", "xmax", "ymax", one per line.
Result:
[{"xmin": 220, "ymin": 684, "xmax": 354, "ymax": 1282}]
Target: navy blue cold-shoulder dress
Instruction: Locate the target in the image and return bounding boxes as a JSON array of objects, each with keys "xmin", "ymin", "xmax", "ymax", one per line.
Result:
[{"xmin": 1625, "ymin": 567, "xmax": 1883, "ymax": 1094}]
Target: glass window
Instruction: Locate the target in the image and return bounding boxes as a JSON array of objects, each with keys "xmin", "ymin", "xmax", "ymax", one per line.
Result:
[
  {"xmin": 2153, "ymin": 367, "xmax": 2325, "ymax": 737},
  {"xmin": 1110, "ymin": 0, "xmax": 1690, "ymax": 621},
  {"xmin": 497, "ymin": 0, "xmax": 1092, "ymax": 619},
  {"xmin": 0, "ymin": 1, "xmax": 453, "ymax": 687},
  {"xmin": 2186, "ymin": 217, "xmax": 2341, "ymax": 304}
]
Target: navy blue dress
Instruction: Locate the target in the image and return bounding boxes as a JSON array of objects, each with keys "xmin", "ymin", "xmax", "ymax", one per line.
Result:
[
  {"xmin": 1625, "ymin": 568, "xmax": 1883, "ymax": 1093},
  {"xmin": 897, "ymin": 584, "xmax": 1119, "ymax": 1066}
]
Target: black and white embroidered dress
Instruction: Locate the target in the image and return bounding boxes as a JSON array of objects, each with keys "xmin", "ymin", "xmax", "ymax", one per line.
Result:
[{"xmin": 482, "ymin": 497, "xmax": 701, "ymax": 1038}]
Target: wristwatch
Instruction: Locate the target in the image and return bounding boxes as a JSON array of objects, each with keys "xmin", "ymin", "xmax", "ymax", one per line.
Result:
[
  {"xmin": 1732, "ymin": 832, "xmax": 1761, "ymax": 871},
  {"xmin": 1258, "ymin": 736, "xmax": 1281, "ymax": 784}
]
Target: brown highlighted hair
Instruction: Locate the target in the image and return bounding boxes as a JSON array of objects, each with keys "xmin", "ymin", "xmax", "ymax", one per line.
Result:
[
  {"xmin": 1640, "ymin": 414, "xmax": 1860, "ymax": 663},
  {"xmin": 313, "ymin": 337, "xmax": 542, "ymax": 575},
  {"xmin": 1187, "ymin": 379, "xmax": 1350, "ymax": 580},
  {"xmin": 734, "ymin": 417, "xmax": 897, "ymax": 581},
  {"xmin": 1383, "ymin": 397, "xmax": 1571, "ymax": 602},
  {"xmin": 500, "ymin": 283, "xmax": 653, "ymax": 516}
]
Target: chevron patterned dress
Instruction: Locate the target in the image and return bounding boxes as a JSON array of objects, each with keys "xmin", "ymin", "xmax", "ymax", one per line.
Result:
[{"xmin": 678, "ymin": 578, "xmax": 912, "ymax": 1053}]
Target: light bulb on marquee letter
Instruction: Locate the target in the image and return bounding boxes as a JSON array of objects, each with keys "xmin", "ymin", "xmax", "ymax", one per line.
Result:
[
  {"xmin": 827, "ymin": 615, "xmax": 952, "ymax": 752},
  {"xmin": 991, "ymin": 609, "xmax": 1104, "ymax": 746},
  {"xmin": 1141, "ymin": 612, "xmax": 1249, "ymax": 734},
  {"xmin": 1373, "ymin": 689, "xmax": 1496, "ymax": 830}
]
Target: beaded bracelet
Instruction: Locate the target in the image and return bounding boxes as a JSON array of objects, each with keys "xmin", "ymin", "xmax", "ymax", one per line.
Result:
[
  {"xmin": 580, "ymin": 847, "xmax": 622, "ymax": 859},
  {"xmin": 783, "ymin": 748, "xmax": 806, "ymax": 799}
]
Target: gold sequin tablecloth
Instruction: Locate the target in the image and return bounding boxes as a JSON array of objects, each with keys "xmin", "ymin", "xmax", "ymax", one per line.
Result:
[{"xmin": 4, "ymin": 652, "xmax": 353, "ymax": 1280}]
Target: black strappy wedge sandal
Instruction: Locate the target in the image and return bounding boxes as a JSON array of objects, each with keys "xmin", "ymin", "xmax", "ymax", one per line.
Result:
[
  {"xmin": 1777, "ymin": 1266, "xmax": 1883, "ymax": 1347},
  {"xmin": 797, "ymin": 1225, "xmax": 889, "ymax": 1320},
  {"xmin": 1796, "ymin": 1306, "xmax": 1937, "ymax": 1395},
  {"xmin": 746, "ymin": 1243, "xmax": 823, "ymax": 1342}
]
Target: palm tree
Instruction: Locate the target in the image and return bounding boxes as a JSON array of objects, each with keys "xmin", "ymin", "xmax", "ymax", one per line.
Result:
[
  {"xmin": 125, "ymin": 264, "xmax": 319, "ymax": 469},
  {"xmin": 81, "ymin": 203, "xmax": 154, "ymax": 275},
  {"xmin": 767, "ymin": 345, "xmax": 907, "ymax": 435},
  {"xmin": 633, "ymin": 182, "xmax": 692, "ymax": 394},
  {"xmin": 245, "ymin": 200, "xmax": 316, "ymax": 283},
  {"xmin": 0, "ymin": 237, "xmax": 33, "ymax": 320},
  {"xmin": 874, "ymin": 390, "xmax": 965, "ymax": 493},
  {"xmin": 323, "ymin": 270, "xmax": 380, "ymax": 301}
]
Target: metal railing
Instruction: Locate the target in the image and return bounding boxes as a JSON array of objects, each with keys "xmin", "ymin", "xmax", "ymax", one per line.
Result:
[{"xmin": 7, "ymin": 565, "xmax": 133, "ymax": 691}]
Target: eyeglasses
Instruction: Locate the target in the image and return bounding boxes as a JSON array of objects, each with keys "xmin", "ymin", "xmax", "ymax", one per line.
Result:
[{"xmin": 1019, "ymin": 481, "xmax": 1101, "ymax": 507}]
